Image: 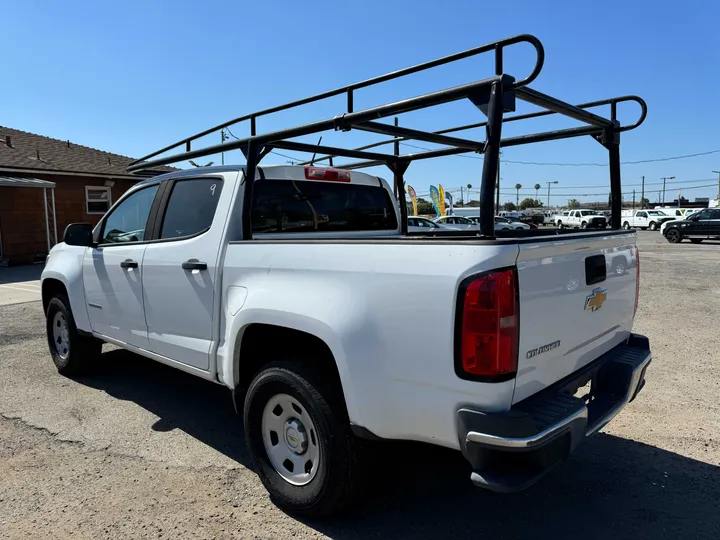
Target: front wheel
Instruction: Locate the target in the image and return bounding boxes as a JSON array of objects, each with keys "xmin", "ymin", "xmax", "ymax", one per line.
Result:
[
  {"xmin": 581, "ymin": 221, "xmax": 588, "ymax": 229},
  {"xmin": 556, "ymin": 221, "xmax": 563, "ymax": 229},
  {"xmin": 46, "ymin": 295, "xmax": 101, "ymax": 376},
  {"xmin": 244, "ymin": 361, "xmax": 359, "ymax": 518},
  {"xmin": 666, "ymin": 229, "xmax": 682, "ymax": 243},
  {"xmin": 649, "ymin": 222, "xmax": 658, "ymax": 231}
]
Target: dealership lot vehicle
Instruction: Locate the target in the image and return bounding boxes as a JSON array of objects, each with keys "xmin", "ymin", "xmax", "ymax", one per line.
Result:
[
  {"xmin": 554, "ymin": 209, "xmax": 608, "ymax": 229},
  {"xmin": 40, "ymin": 34, "xmax": 651, "ymax": 517},
  {"xmin": 663, "ymin": 207, "xmax": 720, "ymax": 243},
  {"xmin": 407, "ymin": 216, "xmax": 457, "ymax": 232},
  {"xmin": 621, "ymin": 210, "xmax": 675, "ymax": 231}
]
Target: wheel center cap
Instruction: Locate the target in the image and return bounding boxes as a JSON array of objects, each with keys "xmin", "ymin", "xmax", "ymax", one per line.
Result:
[{"xmin": 284, "ymin": 419, "xmax": 308, "ymax": 454}]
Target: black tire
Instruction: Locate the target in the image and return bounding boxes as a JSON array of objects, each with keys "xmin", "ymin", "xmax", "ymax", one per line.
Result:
[
  {"xmin": 46, "ymin": 295, "xmax": 101, "ymax": 376},
  {"xmin": 612, "ymin": 259, "xmax": 627, "ymax": 275},
  {"xmin": 690, "ymin": 238, "xmax": 703, "ymax": 244},
  {"xmin": 649, "ymin": 221, "xmax": 657, "ymax": 231},
  {"xmin": 556, "ymin": 221, "xmax": 563, "ymax": 229},
  {"xmin": 623, "ymin": 222, "xmax": 631, "ymax": 230},
  {"xmin": 243, "ymin": 360, "xmax": 359, "ymax": 518},
  {"xmin": 666, "ymin": 228, "xmax": 682, "ymax": 243}
]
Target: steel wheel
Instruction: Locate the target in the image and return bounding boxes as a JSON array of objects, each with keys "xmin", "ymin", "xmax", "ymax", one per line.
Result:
[
  {"xmin": 623, "ymin": 222, "xmax": 631, "ymax": 230},
  {"xmin": 52, "ymin": 311, "xmax": 70, "ymax": 360},
  {"xmin": 614, "ymin": 261, "xmax": 626, "ymax": 275},
  {"xmin": 649, "ymin": 222, "xmax": 657, "ymax": 231},
  {"xmin": 261, "ymin": 393, "xmax": 321, "ymax": 486}
]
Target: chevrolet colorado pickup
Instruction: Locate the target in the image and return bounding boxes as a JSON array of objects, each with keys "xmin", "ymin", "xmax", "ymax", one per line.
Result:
[{"xmin": 41, "ymin": 34, "xmax": 651, "ymax": 517}]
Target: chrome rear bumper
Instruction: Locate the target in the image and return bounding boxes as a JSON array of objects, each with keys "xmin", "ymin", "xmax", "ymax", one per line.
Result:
[{"xmin": 457, "ymin": 334, "xmax": 651, "ymax": 492}]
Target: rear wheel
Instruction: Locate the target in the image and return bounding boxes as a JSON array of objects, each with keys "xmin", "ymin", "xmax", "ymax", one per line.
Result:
[
  {"xmin": 666, "ymin": 228, "xmax": 682, "ymax": 243},
  {"xmin": 45, "ymin": 295, "xmax": 101, "ymax": 375},
  {"xmin": 623, "ymin": 222, "xmax": 631, "ymax": 230},
  {"xmin": 244, "ymin": 360, "xmax": 359, "ymax": 518},
  {"xmin": 649, "ymin": 221, "xmax": 658, "ymax": 231},
  {"xmin": 690, "ymin": 238, "xmax": 703, "ymax": 244}
]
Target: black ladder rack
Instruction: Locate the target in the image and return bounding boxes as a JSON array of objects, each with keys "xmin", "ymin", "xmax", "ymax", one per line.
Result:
[{"xmin": 127, "ymin": 34, "xmax": 647, "ymax": 239}]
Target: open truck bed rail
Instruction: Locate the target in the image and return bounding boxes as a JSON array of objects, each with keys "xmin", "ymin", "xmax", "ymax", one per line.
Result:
[{"xmin": 127, "ymin": 34, "xmax": 647, "ymax": 239}]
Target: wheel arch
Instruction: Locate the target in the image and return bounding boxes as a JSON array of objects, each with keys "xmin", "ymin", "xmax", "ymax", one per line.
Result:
[{"xmin": 231, "ymin": 322, "xmax": 354, "ymax": 424}]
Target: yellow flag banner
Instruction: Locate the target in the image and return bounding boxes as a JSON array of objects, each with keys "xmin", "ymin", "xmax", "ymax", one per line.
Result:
[
  {"xmin": 407, "ymin": 185, "xmax": 418, "ymax": 216},
  {"xmin": 438, "ymin": 185, "xmax": 447, "ymax": 216}
]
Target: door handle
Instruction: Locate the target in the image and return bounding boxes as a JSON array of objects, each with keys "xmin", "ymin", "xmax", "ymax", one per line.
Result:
[
  {"xmin": 120, "ymin": 259, "xmax": 138, "ymax": 269},
  {"xmin": 182, "ymin": 259, "xmax": 208, "ymax": 271}
]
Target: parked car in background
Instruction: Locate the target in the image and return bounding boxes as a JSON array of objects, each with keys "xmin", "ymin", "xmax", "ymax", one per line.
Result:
[
  {"xmin": 621, "ymin": 210, "xmax": 675, "ymax": 231},
  {"xmin": 432, "ymin": 215, "xmax": 477, "ymax": 230},
  {"xmin": 554, "ymin": 210, "xmax": 608, "ymax": 229},
  {"xmin": 495, "ymin": 216, "xmax": 531, "ymax": 230},
  {"xmin": 408, "ymin": 216, "xmax": 457, "ymax": 233},
  {"xmin": 663, "ymin": 207, "xmax": 720, "ymax": 243}
]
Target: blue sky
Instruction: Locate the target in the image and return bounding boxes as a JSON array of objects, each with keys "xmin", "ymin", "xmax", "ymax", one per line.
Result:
[{"xmin": 3, "ymin": 0, "xmax": 719, "ymax": 206}]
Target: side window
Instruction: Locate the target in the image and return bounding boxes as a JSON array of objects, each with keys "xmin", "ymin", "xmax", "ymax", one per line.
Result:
[
  {"xmin": 101, "ymin": 185, "xmax": 159, "ymax": 244},
  {"xmin": 638, "ymin": 212, "xmax": 648, "ymax": 218},
  {"xmin": 86, "ymin": 186, "xmax": 112, "ymax": 214},
  {"xmin": 711, "ymin": 209, "xmax": 720, "ymax": 219},
  {"xmin": 695, "ymin": 209, "xmax": 711, "ymax": 221},
  {"xmin": 160, "ymin": 179, "xmax": 223, "ymax": 239}
]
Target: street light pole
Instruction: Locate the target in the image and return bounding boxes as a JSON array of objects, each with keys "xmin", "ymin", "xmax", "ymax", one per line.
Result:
[
  {"xmin": 713, "ymin": 170, "xmax": 720, "ymax": 201},
  {"xmin": 661, "ymin": 176, "xmax": 675, "ymax": 206},
  {"xmin": 546, "ymin": 181, "xmax": 558, "ymax": 208}
]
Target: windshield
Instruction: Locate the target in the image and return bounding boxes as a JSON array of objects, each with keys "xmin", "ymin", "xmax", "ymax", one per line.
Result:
[{"xmin": 580, "ymin": 211, "xmax": 600, "ymax": 216}]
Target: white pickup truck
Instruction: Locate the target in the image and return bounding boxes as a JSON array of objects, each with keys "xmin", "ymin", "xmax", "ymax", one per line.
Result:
[
  {"xmin": 621, "ymin": 210, "xmax": 675, "ymax": 231},
  {"xmin": 40, "ymin": 35, "xmax": 651, "ymax": 517},
  {"xmin": 554, "ymin": 209, "xmax": 608, "ymax": 229},
  {"xmin": 42, "ymin": 164, "xmax": 650, "ymax": 515}
]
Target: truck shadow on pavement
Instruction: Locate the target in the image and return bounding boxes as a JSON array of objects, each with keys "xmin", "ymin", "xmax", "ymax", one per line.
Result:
[{"xmin": 80, "ymin": 349, "xmax": 720, "ymax": 540}]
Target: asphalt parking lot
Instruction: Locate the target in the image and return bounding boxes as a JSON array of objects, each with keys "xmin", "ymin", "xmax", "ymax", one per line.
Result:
[{"xmin": 1, "ymin": 231, "xmax": 719, "ymax": 540}]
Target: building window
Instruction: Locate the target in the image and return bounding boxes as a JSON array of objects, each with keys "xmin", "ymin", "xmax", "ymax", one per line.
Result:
[{"xmin": 86, "ymin": 186, "xmax": 112, "ymax": 214}]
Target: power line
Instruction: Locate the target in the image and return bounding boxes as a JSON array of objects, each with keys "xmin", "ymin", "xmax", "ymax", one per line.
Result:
[
  {"xmin": 401, "ymin": 142, "xmax": 720, "ymax": 167},
  {"xmin": 223, "ymin": 126, "xmax": 306, "ymax": 164}
]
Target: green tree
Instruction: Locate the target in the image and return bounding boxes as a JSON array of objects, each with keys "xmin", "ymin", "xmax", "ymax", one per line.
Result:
[
  {"xmin": 416, "ymin": 197, "xmax": 434, "ymax": 215},
  {"xmin": 503, "ymin": 201, "xmax": 517, "ymax": 211},
  {"xmin": 515, "ymin": 184, "xmax": 522, "ymax": 206},
  {"xmin": 640, "ymin": 197, "xmax": 650, "ymax": 209},
  {"xmin": 534, "ymin": 183, "xmax": 541, "ymax": 199},
  {"xmin": 567, "ymin": 199, "xmax": 581, "ymax": 209},
  {"xmin": 519, "ymin": 198, "xmax": 543, "ymax": 210}
]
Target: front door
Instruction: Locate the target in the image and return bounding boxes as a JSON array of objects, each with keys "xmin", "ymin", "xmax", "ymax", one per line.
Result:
[
  {"xmin": 142, "ymin": 177, "xmax": 228, "ymax": 370},
  {"xmin": 635, "ymin": 211, "xmax": 648, "ymax": 228},
  {"xmin": 82, "ymin": 184, "xmax": 160, "ymax": 348}
]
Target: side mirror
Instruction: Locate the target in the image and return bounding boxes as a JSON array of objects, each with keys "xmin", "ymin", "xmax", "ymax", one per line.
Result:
[{"xmin": 63, "ymin": 223, "xmax": 95, "ymax": 247}]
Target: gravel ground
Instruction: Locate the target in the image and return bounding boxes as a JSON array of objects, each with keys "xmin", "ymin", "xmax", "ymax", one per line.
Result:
[{"xmin": 1, "ymin": 232, "xmax": 719, "ymax": 539}]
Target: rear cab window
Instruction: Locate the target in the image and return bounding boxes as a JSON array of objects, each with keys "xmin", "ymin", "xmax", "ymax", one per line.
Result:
[{"xmin": 251, "ymin": 179, "xmax": 398, "ymax": 234}]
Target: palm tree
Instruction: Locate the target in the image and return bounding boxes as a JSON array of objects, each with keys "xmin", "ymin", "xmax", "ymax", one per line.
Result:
[
  {"xmin": 534, "ymin": 183, "xmax": 541, "ymax": 200},
  {"xmin": 515, "ymin": 183, "xmax": 522, "ymax": 207}
]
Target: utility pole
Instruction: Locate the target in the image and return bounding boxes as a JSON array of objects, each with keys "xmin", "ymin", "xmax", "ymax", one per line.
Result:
[
  {"xmin": 632, "ymin": 189, "xmax": 636, "ymax": 209},
  {"xmin": 713, "ymin": 170, "xmax": 720, "ymax": 200},
  {"xmin": 221, "ymin": 129, "xmax": 228, "ymax": 165},
  {"xmin": 640, "ymin": 176, "xmax": 645, "ymax": 208},
  {"xmin": 546, "ymin": 181, "xmax": 558, "ymax": 209},
  {"xmin": 661, "ymin": 176, "xmax": 675, "ymax": 206}
]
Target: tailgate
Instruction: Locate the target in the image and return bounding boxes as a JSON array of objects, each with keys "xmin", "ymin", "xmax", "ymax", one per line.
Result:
[{"xmin": 513, "ymin": 232, "xmax": 637, "ymax": 403}]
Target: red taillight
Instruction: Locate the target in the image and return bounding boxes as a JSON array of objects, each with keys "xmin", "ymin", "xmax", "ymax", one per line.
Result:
[
  {"xmin": 634, "ymin": 249, "xmax": 640, "ymax": 318},
  {"xmin": 304, "ymin": 167, "xmax": 351, "ymax": 182},
  {"xmin": 458, "ymin": 269, "xmax": 519, "ymax": 379}
]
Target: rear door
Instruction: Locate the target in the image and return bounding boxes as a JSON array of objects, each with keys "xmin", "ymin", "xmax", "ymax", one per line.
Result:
[
  {"xmin": 513, "ymin": 232, "xmax": 637, "ymax": 403},
  {"xmin": 142, "ymin": 176, "xmax": 231, "ymax": 370}
]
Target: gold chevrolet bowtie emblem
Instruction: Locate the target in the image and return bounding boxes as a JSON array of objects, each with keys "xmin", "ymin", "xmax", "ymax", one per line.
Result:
[{"xmin": 585, "ymin": 287, "xmax": 607, "ymax": 312}]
